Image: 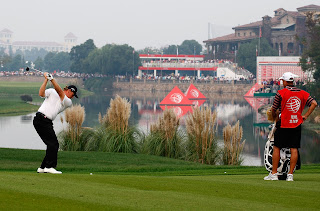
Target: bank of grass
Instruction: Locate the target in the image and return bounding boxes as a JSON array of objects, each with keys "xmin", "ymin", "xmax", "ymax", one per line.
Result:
[
  {"xmin": 0, "ymin": 81, "xmax": 42, "ymax": 95},
  {"xmin": 0, "ymin": 81, "xmax": 92, "ymax": 116},
  {"xmin": 0, "ymin": 148, "xmax": 320, "ymax": 210},
  {"xmin": 0, "ymin": 96, "xmax": 39, "ymax": 115},
  {"xmin": 0, "ymin": 81, "xmax": 92, "ymax": 96}
]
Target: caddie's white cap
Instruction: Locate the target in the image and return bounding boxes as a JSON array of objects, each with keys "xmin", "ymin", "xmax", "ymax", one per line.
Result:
[{"xmin": 279, "ymin": 72, "xmax": 299, "ymax": 82}]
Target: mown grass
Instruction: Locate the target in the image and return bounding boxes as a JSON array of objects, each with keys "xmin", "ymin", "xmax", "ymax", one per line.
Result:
[
  {"xmin": 0, "ymin": 81, "xmax": 92, "ymax": 96},
  {"xmin": 0, "ymin": 81, "xmax": 42, "ymax": 95},
  {"xmin": 0, "ymin": 96, "xmax": 39, "ymax": 116},
  {"xmin": 0, "ymin": 81, "xmax": 92, "ymax": 116},
  {"xmin": 0, "ymin": 148, "xmax": 320, "ymax": 210}
]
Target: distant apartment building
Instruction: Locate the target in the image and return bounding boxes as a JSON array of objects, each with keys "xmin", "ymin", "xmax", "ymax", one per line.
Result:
[
  {"xmin": 204, "ymin": 4, "xmax": 320, "ymax": 61},
  {"xmin": 0, "ymin": 29, "xmax": 77, "ymax": 53}
]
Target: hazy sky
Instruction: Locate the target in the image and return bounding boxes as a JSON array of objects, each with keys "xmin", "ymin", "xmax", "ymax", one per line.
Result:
[{"xmin": 1, "ymin": 0, "xmax": 318, "ymax": 50}]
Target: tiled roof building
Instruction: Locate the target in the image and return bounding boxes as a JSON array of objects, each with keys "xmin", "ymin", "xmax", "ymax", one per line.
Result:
[{"xmin": 204, "ymin": 5, "xmax": 320, "ymax": 61}]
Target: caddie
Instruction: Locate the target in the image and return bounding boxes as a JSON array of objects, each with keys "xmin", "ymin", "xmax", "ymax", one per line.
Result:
[{"xmin": 264, "ymin": 72, "xmax": 317, "ymax": 181}]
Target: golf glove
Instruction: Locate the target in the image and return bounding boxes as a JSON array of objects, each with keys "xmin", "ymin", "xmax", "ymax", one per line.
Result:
[{"xmin": 47, "ymin": 74, "xmax": 54, "ymax": 81}]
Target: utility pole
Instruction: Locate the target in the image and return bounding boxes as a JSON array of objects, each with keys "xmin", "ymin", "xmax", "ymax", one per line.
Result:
[
  {"xmin": 193, "ymin": 46, "xmax": 196, "ymax": 79},
  {"xmin": 132, "ymin": 50, "xmax": 134, "ymax": 78}
]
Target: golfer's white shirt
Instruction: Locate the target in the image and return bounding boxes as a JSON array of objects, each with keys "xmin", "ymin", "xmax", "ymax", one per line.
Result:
[{"xmin": 38, "ymin": 88, "xmax": 72, "ymax": 120}]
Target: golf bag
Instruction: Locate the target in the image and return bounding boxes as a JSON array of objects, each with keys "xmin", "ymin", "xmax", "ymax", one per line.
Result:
[{"xmin": 264, "ymin": 123, "xmax": 301, "ymax": 180}]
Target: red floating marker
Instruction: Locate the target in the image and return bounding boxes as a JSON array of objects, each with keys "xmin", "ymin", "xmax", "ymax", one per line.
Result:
[
  {"xmin": 160, "ymin": 86, "xmax": 193, "ymax": 106},
  {"xmin": 185, "ymin": 84, "xmax": 207, "ymax": 100},
  {"xmin": 160, "ymin": 105, "xmax": 192, "ymax": 118},
  {"xmin": 244, "ymin": 82, "xmax": 261, "ymax": 97}
]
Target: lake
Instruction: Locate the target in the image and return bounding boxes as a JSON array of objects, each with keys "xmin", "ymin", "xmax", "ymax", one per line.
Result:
[{"xmin": 1, "ymin": 91, "xmax": 319, "ymax": 166}]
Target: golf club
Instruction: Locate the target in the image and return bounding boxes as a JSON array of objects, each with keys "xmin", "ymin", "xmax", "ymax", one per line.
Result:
[
  {"xmin": 25, "ymin": 61, "xmax": 52, "ymax": 79},
  {"xmin": 25, "ymin": 61, "xmax": 42, "ymax": 73}
]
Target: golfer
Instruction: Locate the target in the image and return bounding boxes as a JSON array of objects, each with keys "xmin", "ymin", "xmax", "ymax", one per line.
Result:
[
  {"xmin": 33, "ymin": 72, "xmax": 78, "ymax": 174},
  {"xmin": 264, "ymin": 72, "xmax": 317, "ymax": 181}
]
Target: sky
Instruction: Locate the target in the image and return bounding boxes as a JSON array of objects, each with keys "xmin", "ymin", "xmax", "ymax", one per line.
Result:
[{"xmin": 1, "ymin": 0, "xmax": 318, "ymax": 50}]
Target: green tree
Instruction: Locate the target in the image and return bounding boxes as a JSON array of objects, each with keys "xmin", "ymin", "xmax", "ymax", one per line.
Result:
[
  {"xmin": 54, "ymin": 52, "xmax": 71, "ymax": 71},
  {"xmin": 237, "ymin": 38, "xmax": 277, "ymax": 75},
  {"xmin": 84, "ymin": 44, "xmax": 141, "ymax": 76},
  {"xmin": 24, "ymin": 48, "xmax": 48, "ymax": 62},
  {"xmin": 0, "ymin": 47, "xmax": 5, "ymax": 56},
  {"xmin": 179, "ymin": 40, "xmax": 202, "ymax": 55},
  {"xmin": 137, "ymin": 47, "xmax": 161, "ymax": 54},
  {"xmin": 34, "ymin": 56, "xmax": 44, "ymax": 70},
  {"xmin": 13, "ymin": 48, "xmax": 48, "ymax": 63},
  {"xmin": 70, "ymin": 39, "xmax": 96, "ymax": 73},
  {"xmin": 163, "ymin": 45, "xmax": 178, "ymax": 55},
  {"xmin": 44, "ymin": 52, "xmax": 56, "ymax": 71},
  {"xmin": 299, "ymin": 12, "xmax": 320, "ymax": 82},
  {"xmin": 0, "ymin": 47, "xmax": 11, "ymax": 71},
  {"xmin": 0, "ymin": 56, "xmax": 12, "ymax": 71},
  {"xmin": 7, "ymin": 54, "xmax": 24, "ymax": 71},
  {"xmin": 44, "ymin": 52, "xmax": 71, "ymax": 72}
]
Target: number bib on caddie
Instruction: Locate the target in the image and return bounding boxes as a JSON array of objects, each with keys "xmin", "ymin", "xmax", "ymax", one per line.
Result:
[{"xmin": 278, "ymin": 88, "xmax": 309, "ymax": 128}]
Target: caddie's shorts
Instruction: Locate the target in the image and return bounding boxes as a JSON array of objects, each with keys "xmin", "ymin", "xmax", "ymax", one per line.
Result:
[{"xmin": 274, "ymin": 121, "xmax": 301, "ymax": 149}]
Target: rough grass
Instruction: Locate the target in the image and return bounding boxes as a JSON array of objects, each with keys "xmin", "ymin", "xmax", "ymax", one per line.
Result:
[{"xmin": 0, "ymin": 148, "xmax": 320, "ymax": 210}]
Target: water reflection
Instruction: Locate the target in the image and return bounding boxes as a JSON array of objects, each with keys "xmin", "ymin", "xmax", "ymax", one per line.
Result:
[
  {"xmin": 21, "ymin": 115, "xmax": 33, "ymax": 123},
  {"xmin": 0, "ymin": 91, "xmax": 319, "ymax": 166},
  {"xmin": 0, "ymin": 113, "xmax": 66, "ymax": 150}
]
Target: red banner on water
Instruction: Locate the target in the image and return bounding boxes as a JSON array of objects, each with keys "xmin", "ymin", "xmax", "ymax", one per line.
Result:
[
  {"xmin": 185, "ymin": 84, "xmax": 207, "ymax": 100},
  {"xmin": 244, "ymin": 83, "xmax": 261, "ymax": 97},
  {"xmin": 160, "ymin": 86, "xmax": 193, "ymax": 106},
  {"xmin": 160, "ymin": 105, "xmax": 192, "ymax": 118},
  {"xmin": 190, "ymin": 99, "xmax": 206, "ymax": 107},
  {"xmin": 244, "ymin": 97, "xmax": 270, "ymax": 111}
]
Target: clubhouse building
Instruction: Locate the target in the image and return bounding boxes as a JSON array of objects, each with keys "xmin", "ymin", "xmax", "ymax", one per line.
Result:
[
  {"xmin": 0, "ymin": 29, "xmax": 77, "ymax": 53},
  {"xmin": 204, "ymin": 4, "xmax": 320, "ymax": 61}
]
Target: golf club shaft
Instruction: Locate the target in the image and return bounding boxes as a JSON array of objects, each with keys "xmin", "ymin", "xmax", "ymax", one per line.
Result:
[{"xmin": 26, "ymin": 66, "xmax": 43, "ymax": 74}]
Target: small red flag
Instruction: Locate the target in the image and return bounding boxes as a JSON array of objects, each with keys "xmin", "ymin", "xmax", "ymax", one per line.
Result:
[{"xmin": 259, "ymin": 26, "xmax": 262, "ymax": 38}]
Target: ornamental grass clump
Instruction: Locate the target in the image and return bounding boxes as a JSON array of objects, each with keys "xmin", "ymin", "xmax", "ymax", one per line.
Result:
[
  {"xmin": 185, "ymin": 106, "xmax": 219, "ymax": 165},
  {"xmin": 222, "ymin": 121, "xmax": 246, "ymax": 165},
  {"xmin": 59, "ymin": 104, "xmax": 92, "ymax": 151},
  {"xmin": 93, "ymin": 95, "xmax": 139, "ymax": 153},
  {"xmin": 142, "ymin": 107, "xmax": 183, "ymax": 158},
  {"xmin": 100, "ymin": 95, "xmax": 131, "ymax": 133}
]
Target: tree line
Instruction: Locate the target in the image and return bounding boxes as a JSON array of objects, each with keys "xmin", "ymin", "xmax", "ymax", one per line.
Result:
[{"xmin": 0, "ymin": 39, "xmax": 202, "ymax": 76}]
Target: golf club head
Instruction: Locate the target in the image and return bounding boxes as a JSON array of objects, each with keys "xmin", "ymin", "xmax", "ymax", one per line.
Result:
[{"xmin": 26, "ymin": 67, "xmax": 30, "ymax": 71}]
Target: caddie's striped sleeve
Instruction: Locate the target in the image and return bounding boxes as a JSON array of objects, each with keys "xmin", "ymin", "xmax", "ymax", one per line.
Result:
[
  {"xmin": 306, "ymin": 95, "xmax": 315, "ymax": 107},
  {"xmin": 272, "ymin": 92, "xmax": 282, "ymax": 111}
]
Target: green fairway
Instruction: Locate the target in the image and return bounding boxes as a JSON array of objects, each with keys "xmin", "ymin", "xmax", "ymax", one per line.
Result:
[
  {"xmin": 0, "ymin": 96, "xmax": 39, "ymax": 115},
  {"xmin": 0, "ymin": 81, "xmax": 42, "ymax": 95},
  {"xmin": 1, "ymin": 148, "xmax": 320, "ymax": 210},
  {"xmin": 0, "ymin": 81, "xmax": 92, "ymax": 116}
]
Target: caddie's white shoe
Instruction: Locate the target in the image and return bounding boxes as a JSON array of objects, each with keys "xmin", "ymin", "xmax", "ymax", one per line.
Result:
[
  {"xmin": 37, "ymin": 167, "xmax": 45, "ymax": 173},
  {"xmin": 286, "ymin": 174, "xmax": 294, "ymax": 181},
  {"xmin": 44, "ymin": 167, "xmax": 62, "ymax": 174},
  {"xmin": 264, "ymin": 173, "xmax": 278, "ymax": 180}
]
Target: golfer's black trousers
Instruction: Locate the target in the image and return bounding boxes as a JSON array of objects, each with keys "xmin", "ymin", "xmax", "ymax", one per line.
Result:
[{"xmin": 33, "ymin": 112, "xmax": 59, "ymax": 168}]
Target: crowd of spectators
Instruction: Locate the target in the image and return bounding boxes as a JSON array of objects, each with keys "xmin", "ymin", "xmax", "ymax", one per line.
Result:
[
  {"xmin": 142, "ymin": 58, "xmax": 233, "ymax": 64},
  {"xmin": 259, "ymin": 78, "xmax": 306, "ymax": 93},
  {"xmin": 130, "ymin": 73, "xmax": 254, "ymax": 84},
  {"xmin": 0, "ymin": 69, "xmax": 106, "ymax": 79},
  {"xmin": 142, "ymin": 58, "xmax": 252, "ymax": 79}
]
